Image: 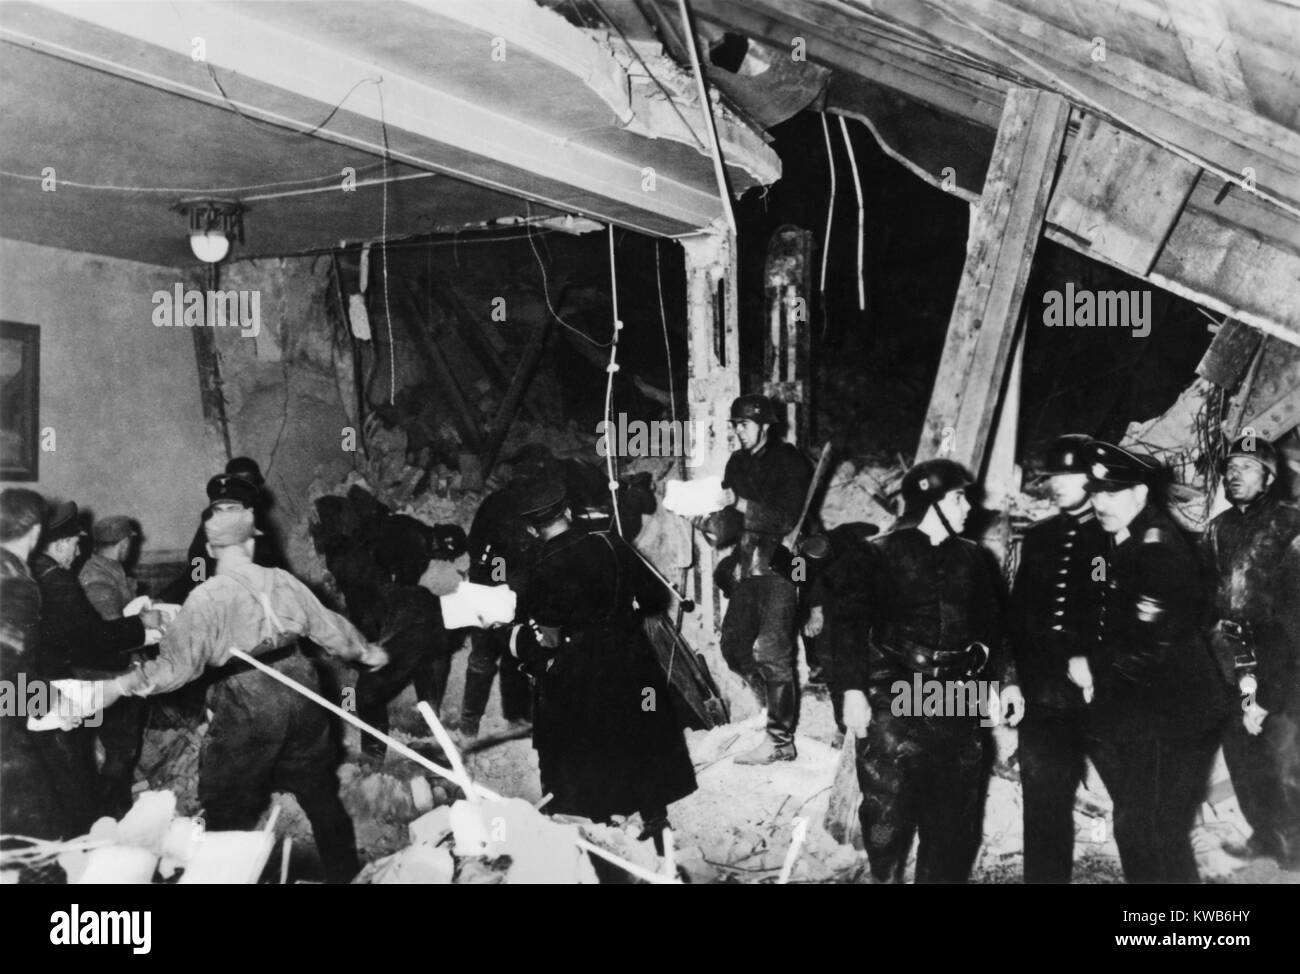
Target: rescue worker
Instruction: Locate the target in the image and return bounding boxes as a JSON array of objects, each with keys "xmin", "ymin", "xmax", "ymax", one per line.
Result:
[
  {"xmin": 710, "ymin": 394, "xmax": 811, "ymax": 765},
  {"xmin": 96, "ymin": 504, "xmax": 388, "ymax": 883},
  {"xmin": 355, "ymin": 520, "xmax": 463, "ymax": 760},
  {"xmin": 31, "ymin": 503, "xmax": 162, "ymax": 831},
  {"xmin": 0, "ymin": 488, "xmax": 72, "ymax": 862},
  {"xmin": 1200, "ymin": 434, "xmax": 1300, "ymax": 868},
  {"xmin": 509, "ymin": 479, "xmax": 696, "ymax": 842},
  {"xmin": 457, "ymin": 449, "xmax": 545, "ymax": 740},
  {"xmin": 161, "ymin": 460, "xmax": 285, "ymax": 603},
  {"xmin": 78, "ymin": 515, "xmax": 150, "ymax": 817},
  {"xmin": 1081, "ymin": 441, "xmax": 1224, "ymax": 884},
  {"xmin": 1010, "ymin": 434, "xmax": 1109, "ymax": 883},
  {"xmin": 835, "ymin": 458, "xmax": 1023, "ymax": 883}
]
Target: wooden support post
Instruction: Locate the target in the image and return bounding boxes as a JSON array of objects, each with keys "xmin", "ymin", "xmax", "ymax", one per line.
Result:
[
  {"xmin": 193, "ymin": 264, "xmax": 232, "ymax": 461},
  {"xmin": 762, "ymin": 226, "xmax": 813, "ymax": 447},
  {"xmin": 916, "ymin": 86, "xmax": 1069, "ymax": 472}
]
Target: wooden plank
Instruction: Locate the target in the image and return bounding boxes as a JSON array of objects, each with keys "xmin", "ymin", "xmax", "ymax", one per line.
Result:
[
  {"xmin": 481, "ymin": 316, "xmax": 552, "ymax": 478},
  {"xmin": 916, "ymin": 87, "xmax": 1070, "ymax": 468},
  {"xmin": 1162, "ymin": 0, "xmax": 1254, "ymax": 109},
  {"xmin": 1045, "ymin": 114, "xmax": 1200, "ymax": 275},
  {"xmin": 1196, "ymin": 319, "xmax": 1263, "ymax": 388}
]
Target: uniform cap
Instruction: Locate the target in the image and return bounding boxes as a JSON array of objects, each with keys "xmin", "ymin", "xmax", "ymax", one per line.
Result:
[
  {"xmin": 516, "ymin": 479, "xmax": 568, "ymax": 525},
  {"xmin": 1038, "ymin": 434, "xmax": 1094, "ymax": 477},
  {"xmin": 92, "ymin": 515, "xmax": 139, "ymax": 545},
  {"xmin": 1085, "ymin": 441, "xmax": 1159, "ymax": 492},
  {"xmin": 45, "ymin": 501, "xmax": 86, "ymax": 543},
  {"xmin": 206, "ymin": 473, "xmax": 261, "ymax": 507}
]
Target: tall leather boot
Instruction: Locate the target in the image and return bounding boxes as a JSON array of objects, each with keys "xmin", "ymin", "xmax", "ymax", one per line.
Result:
[{"xmin": 735, "ymin": 682, "xmax": 798, "ymax": 765}]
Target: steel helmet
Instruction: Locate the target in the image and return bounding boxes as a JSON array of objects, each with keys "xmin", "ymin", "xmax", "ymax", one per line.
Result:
[
  {"xmin": 900, "ymin": 458, "xmax": 974, "ymax": 519},
  {"xmin": 729, "ymin": 394, "xmax": 778, "ymax": 425}
]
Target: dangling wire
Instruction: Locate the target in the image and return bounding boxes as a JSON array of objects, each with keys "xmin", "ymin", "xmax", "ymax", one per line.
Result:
[
  {"xmin": 838, "ymin": 115, "xmax": 866, "ymax": 314},
  {"xmin": 654, "ymin": 241, "xmax": 682, "ymax": 477},
  {"xmin": 819, "ymin": 113, "xmax": 837, "ymax": 339},
  {"xmin": 377, "ymin": 82, "xmax": 395, "ymax": 405},
  {"xmin": 604, "ymin": 225, "xmax": 626, "ymax": 539}
]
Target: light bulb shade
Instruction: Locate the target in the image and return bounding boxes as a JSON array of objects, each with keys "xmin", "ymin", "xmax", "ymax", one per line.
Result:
[{"xmin": 190, "ymin": 230, "xmax": 231, "ymax": 263}]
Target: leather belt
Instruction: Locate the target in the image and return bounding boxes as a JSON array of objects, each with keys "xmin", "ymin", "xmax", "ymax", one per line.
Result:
[
  {"xmin": 220, "ymin": 638, "xmax": 300, "ymax": 676},
  {"xmin": 878, "ymin": 640, "xmax": 990, "ymax": 680}
]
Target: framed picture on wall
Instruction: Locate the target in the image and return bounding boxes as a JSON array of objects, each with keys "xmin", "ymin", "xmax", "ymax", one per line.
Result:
[{"xmin": 0, "ymin": 321, "xmax": 40, "ymax": 481}]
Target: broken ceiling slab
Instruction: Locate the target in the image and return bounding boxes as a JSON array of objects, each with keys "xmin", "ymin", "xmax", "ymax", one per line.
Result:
[{"xmin": 8, "ymin": 0, "xmax": 778, "ymax": 254}]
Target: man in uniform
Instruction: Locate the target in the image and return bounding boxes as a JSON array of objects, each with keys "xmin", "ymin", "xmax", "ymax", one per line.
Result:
[
  {"xmin": 97, "ymin": 504, "xmax": 387, "ymax": 883},
  {"xmin": 835, "ymin": 459, "xmax": 1024, "ymax": 883},
  {"xmin": 31, "ymin": 503, "xmax": 163, "ymax": 830},
  {"xmin": 1201, "ymin": 435, "xmax": 1300, "ymax": 868},
  {"xmin": 79, "ymin": 515, "xmax": 150, "ymax": 816},
  {"xmin": 457, "ymin": 448, "xmax": 546, "ymax": 741},
  {"xmin": 1010, "ymin": 434, "xmax": 1109, "ymax": 883},
  {"xmin": 709, "ymin": 394, "xmax": 811, "ymax": 765},
  {"xmin": 1081, "ymin": 441, "xmax": 1224, "ymax": 883},
  {"xmin": 509, "ymin": 479, "xmax": 696, "ymax": 845}
]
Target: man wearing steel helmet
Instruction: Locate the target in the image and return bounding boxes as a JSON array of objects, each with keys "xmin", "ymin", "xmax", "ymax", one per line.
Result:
[
  {"xmin": 1200, "ymin": 433, "xmax": 1300, "ymax": 869},
  {"xmin": 1083, "ymin": 441, "xmax": 1224, "ymax": 883},
  {"xmin": 1010, "ymin": 434, "xmax": 1109, "ymax": 883},
  {"xmin": 710, "ymin": 394, "xmax": 811, "ymax": 765},
  {"xmin": 834, "ymin": 458, "xmax": 1023, "ymax": 883}
]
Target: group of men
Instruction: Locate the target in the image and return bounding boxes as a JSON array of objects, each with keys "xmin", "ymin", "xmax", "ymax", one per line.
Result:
[
  {"xmin": 707, "ymin": 394, "xmax": 1299, "ymax": 884},
  {"xmin": 1, "ymin": 459, "xmax": 388, "ymax": 883},
  {"xmin": 4, "ymin": 395, "xmax": 1297, "ymax": 886}
]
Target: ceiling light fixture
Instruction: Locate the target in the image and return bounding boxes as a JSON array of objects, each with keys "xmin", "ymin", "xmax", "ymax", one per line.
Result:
[{"xmin": 175, "ymin": 198, "xmax": 245, "ymax": 263}]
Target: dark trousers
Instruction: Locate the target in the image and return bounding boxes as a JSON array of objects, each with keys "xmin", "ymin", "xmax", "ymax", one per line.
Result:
[
  {"xmin": 855, "ymin": 707, "xmax": 988, "ymax": 883},
  {"xmin": 1019, "ymin": 708, "xmax": 1090, "ymax": 883},
  {"xmin": 18, "ymin": 723, "xmax": 97, "ymax": 839},
  {"xmin": 1223, "ymin": 708, "xmax": 1300, "ymax": 859},
  {"xmin": 94, "ymin": 697, "xmax": 148, "ymax": 819},
  {"xmin": 199, "ymin": 659, "xmax": 359, "ymax": 884},
  {"xmin": 721, "ymin": 573, "xmax": 798, "ymax": 743},
  {"xmin": 460, "ymin": 628, "xmax": 532, "ymax": 733},
  {"xmin": 1091, "ymin": 731, "xmax": 1217, "ymax": 884},
  {"xmin": 355, "ymin": 647, "xmax": 451, "ymax": 758}
]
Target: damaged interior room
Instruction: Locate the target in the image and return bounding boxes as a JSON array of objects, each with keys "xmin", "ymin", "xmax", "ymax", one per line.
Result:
[{"xmin": 2, "ymin": 0, "xmax": 1299, "ymax": 889}]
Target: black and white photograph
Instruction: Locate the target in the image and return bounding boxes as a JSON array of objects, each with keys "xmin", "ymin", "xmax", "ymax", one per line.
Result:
[{"xmin": 0, "ymin": 0, "xmax": 1296, "ymax": 942}]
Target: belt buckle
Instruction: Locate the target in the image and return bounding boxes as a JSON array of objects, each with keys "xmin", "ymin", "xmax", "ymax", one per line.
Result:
[{"xmin": 1220, "ymin": 620, "xmax": 1246, "ymax": 639}]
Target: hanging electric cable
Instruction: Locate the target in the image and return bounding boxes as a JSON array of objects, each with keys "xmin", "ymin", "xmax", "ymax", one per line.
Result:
[
  {"xmin": 654, "ymin": 241, "xmax": 682, "ymax": 477},
  {"xmin": 377, "ymin": 83, "xmax": 396, "ymax": 406},
  {"xmin": 819, "ymin": 113, "xmax": 838, "ymax": 339},
  {"xmin": 675, "ymin": 0, "xmax": 737, "ymax": 235},
  {"xmin": 604, "ymin": 225, "xmax": 626, "ymax": 539},
  {"xmin": 838, "ymin": 115, "xmax": 866, "ymax": 314}
]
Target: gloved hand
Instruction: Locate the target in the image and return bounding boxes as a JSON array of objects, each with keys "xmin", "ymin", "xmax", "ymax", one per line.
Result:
[
  {"xmin": 359, "ymin": 643, "xmax": 389, "ymax": 670},
  {"xmin": 999, "ymin": 684, "xmax": 1026, "ymax": 727},
  {"xmin": 842, "ymin": 689, "xmax": 870, "ymax": 737},
  {"xmin": 1243, "ymin": 702, "xmax": 1269, "ymax": 736},
  {"xmin": 1067, "ymin": 655, "xmax": 1094, "ymax": 703}
]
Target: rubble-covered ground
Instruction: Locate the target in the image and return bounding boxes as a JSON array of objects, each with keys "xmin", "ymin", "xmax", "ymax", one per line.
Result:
[{"xmin": 135, "ymin": 654, "xmax": 1297, "ymax": 884}]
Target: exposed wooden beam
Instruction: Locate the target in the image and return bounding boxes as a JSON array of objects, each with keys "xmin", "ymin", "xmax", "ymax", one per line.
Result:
[{"xmin": 917, "ymin": 87, "xmax": 1070, "ymax": 468}]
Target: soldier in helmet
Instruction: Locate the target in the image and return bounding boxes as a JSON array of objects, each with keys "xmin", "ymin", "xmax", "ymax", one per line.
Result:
[
  {"xmin": 834, "ymin": 458, "xmax": 1024, "ymax": 883},
  {"xmin": 1082, "ymin": 442, "xmax": 1224, "ymax": 883},
  {"xmin": 1010, "ymin": 434, "xmax": 1109, "ymax": 883},
  {"xmin": 1200, "ymin": 433, "xmax": 1300, "ymax": 869},
  {"xmin": 706, "ymin": 394, "xmax": 811, "ymax": 765}
]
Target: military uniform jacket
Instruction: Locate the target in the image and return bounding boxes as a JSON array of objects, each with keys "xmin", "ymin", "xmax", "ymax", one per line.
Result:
[
  {"xmin": 832, "ymin": 526, "xmax": 1015, "ymax": 704},
  {"xmin": 31, "ymin": 552, "xmax": 146, "ymax": 679},
  {"xmin": 1200, "ymin": 497, "xmax": 1300, "ymax": 710},
  {"xmin": 722, "ymin": 440, "xmax": 811, "ymax": 538},
  {"xmin": 1010, "ymin": 506, "xmax": 1108, "ymax": 711},
  {"xmin": 1087, "ymin": 505, "xmax": 1224, "ymax": 740}
]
